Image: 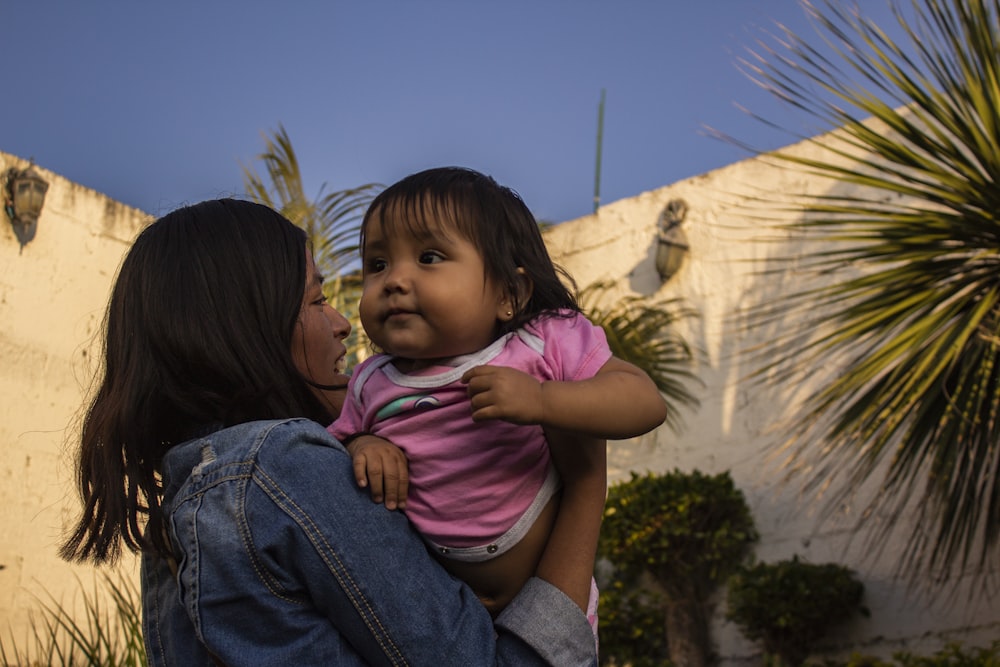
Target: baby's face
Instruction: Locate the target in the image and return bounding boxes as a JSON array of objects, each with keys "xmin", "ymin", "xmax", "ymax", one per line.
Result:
[{"xmin": 359, "ymin": 213, "xmax": 507, "ymax": 363}]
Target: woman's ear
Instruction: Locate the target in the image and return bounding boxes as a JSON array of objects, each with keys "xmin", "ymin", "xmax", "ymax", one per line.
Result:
[{"xmin": 497, "ymin": 268, "xmax": 533, "ymax": 322}]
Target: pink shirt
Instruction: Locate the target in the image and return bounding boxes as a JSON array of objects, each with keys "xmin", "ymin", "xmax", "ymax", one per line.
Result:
[{"xmin": 328, "ymin": 311, "xmax": 611, "ymax": 560}]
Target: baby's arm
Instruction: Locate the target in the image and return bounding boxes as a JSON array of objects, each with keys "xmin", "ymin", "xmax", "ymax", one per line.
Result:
[
  {"xmin": 345, "ymin": 434, "xmax": 409, "ymax": 510},
  {"xmin": 462, "ymin": 356, "xmax": 666, "ymax": 439},
  {"xmin": 541, "ymin": 429, "xmax": 607, "ymax": 612}
]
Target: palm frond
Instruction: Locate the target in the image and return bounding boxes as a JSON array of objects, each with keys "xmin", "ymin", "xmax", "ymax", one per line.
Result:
[
  {"xmin": 580, "ymin": 281, "xmax": 701, "ymax": 434},
  {"xmin": 241, "ymin": 124, "xmax": 382, "ymax": 283},
  {"xmin": 742, "ymin": 0, "xmax": 1000, "ymax": 582},
  {"xmin": 241, "ymin": 125, "xmax": 382, "ymax": 363}
]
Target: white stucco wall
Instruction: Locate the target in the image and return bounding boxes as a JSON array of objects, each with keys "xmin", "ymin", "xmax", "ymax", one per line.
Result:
[
  {"xmin": 0, "ymin": 152, "xmax": 148, "ymax": 648},
  {"xmin": 543, "ymin": 132, "xmax": 1000, "ymax": 662}
]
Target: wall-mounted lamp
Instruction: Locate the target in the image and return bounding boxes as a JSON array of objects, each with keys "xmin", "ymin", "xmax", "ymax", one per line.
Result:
[
  {"xmin": 655, "ymin": 198, "xmax": 689, "ymax": 283},
  {"xmin": 4, "ymin": 164, "xmax": 49, "ymax": 247}
]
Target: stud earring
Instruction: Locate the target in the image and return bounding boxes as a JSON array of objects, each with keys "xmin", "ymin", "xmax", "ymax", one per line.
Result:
[{"xmin": 506, "ymin": 310, "xmax": 513, "ymax": 318}]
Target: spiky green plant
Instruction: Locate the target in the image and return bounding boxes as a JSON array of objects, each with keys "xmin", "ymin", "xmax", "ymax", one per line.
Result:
[
  {"xmin": 242, "ymin": 124, "xmax": 381, "ymax": 280},
  {"xmin": 579, "ymin": 281, "xmax": 700, "ymax": 433},
  {"xmin": 0, "ymin": 572, "xmax": 145, "ymax": 667},
  {"xmin": 242, "ymin": 125, "xmax": 380, "ymax": 362},
  {"xmin": 735, "ymin": 0, "xmax": 1000, "ymax": 581}
]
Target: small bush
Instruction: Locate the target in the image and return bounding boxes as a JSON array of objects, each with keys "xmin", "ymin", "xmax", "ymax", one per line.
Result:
[
  {"xmin": 832, "ymin": 653, "xmax": 894, "ymax": 667},
  {"xmin": 598, "ymin": 573, "xmax": 670, "ymax": 667},
  {"xmin": 726, "ymin": 556, "xmax": 866, "ymax": 666},
  {"xmin": 825, "ymin": 641, "xmax": 1000, "ymax": 667},
  {"xmin": 599, "ymin": 469, "xmax": 757, "ymax": 667},
  {"xmin": 892, "ymin": 641, "xmax": 1000, "ymax": 667},
  {"xmin": 600, "ymin": 470, "xmax": 758, "ymax": 594}
]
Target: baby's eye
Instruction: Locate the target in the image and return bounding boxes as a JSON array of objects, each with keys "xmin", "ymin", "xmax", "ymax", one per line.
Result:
[
  {"xmin": 366, "ymin": 258, "xmax": 388, "ymax": 273},
  {"xmin": 419, "ymin": 250, "xmax": 444, "ymax": 264}
]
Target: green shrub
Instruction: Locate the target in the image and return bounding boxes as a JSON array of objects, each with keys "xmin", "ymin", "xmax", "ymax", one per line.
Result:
[
  {"xmin": 824, "ymin": 641, "xmax": 1000, "ymax": 667},
  {"xmin": 598, "ymin": 573, "xmax": 670, "ymax": 666},
  {"xmin": 599, "ymin": 469, "xmax": 757, "ymax": 667},
  {"xmin": 892, "ymin": 640, "xmax": 1000, "ymax": 667},
  {"xmin": 832, "ymin": 653, "xmax": 894, "ymax": 667},
  {"xmin": 726, "ymin": 556, "xmax": 866, "ymax": 666},
  {"xmin": 600, "ymin": 470, "xmax": 758, "ymax": 599}
]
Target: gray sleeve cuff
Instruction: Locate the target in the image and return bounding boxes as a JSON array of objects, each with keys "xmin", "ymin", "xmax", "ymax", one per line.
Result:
[{"xmin": 494, "ymin": 577, "xmax": 597, "ymax": 666}]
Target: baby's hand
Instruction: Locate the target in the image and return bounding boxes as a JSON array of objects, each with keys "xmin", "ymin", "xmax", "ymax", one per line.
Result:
[
  {"xmin": 345, "ymin": 434, "xmax": 409, "ymax": 510},
  {"xmin": 461, "ymin": 365, "xmax": 545, "ymax": 425}
]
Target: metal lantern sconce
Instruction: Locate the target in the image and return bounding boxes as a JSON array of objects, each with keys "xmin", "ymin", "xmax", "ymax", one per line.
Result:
[
  {"xmin": 4, "ymin": 164, "xmax": 49, "ymax": 247},
  {"xmin": 655, "ymin": 198, "xmax": 689, "ymax": 283}
]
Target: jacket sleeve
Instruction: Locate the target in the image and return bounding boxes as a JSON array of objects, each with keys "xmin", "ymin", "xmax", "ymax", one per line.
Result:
[
  {"xmin": 141, "ymin": 551, "xmax": 217, "ymax": 667},
  {"xmin": 255, "ymin": 420, "xmax": 597, "ymax": 667}
]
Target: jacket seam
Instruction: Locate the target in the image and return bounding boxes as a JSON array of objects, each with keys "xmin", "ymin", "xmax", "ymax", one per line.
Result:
[{"xmin": 254, "ymin": 465, "xmax": 408, "ymax": 666}]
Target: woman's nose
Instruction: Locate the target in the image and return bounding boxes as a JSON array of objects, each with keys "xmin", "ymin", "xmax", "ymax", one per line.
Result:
[{"xmin": 329, "ymin": 306, "xmax": 352, "ymax": 339}]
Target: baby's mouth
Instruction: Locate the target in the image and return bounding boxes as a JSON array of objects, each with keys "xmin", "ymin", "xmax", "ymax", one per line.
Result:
[{"xmin": 386, "ymin": 308, "xmax": 415, "ymax": 321}]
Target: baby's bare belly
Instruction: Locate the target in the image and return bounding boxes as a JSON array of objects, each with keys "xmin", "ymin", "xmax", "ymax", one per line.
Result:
[{"xmin": 436, "ymin": 496, "xmax": 559, "ymax": 616}]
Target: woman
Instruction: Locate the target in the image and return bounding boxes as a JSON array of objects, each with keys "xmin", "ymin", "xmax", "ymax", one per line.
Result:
[{"xmin": 60, "ymin": 199, "xmax": 598, "ymax": 666}]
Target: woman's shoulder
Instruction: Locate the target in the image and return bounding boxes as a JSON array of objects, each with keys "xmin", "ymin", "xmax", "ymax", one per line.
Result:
[
  {"xmin": 242, "ymin": 418, "xmax": 344, "ymax": 456},
  {"xmin": 170, "ymin": 419, "xmax": 349, "ymax": 501},
  {"xmin": 246, "ymin": 418, "xmax": 350, "ymax": 469},
  {"xmin": 168, "ymin": 419, "xmax": 342, "ymax": 472},
  {"xmin": 203, "ymin": 418, "xmax": 333, "ymax": 449},
  {"xmin": 160, "ymin": 419, "xmax": 342, "ymax": 509}
]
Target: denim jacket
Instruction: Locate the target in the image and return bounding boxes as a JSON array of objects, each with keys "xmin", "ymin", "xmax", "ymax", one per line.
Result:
[{"xmin": 141, "ymin": 418, "xmax": 597, "ymax": 666}]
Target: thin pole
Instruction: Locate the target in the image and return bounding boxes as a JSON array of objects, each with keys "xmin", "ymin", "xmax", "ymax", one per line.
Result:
[{"xmin": 593, "ymin": 88, "xmax": 605, "ymax": 214}]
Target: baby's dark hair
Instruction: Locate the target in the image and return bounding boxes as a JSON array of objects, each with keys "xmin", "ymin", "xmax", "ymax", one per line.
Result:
[{"xmin": 361, "ymin": 166, "xmax": 579, "ymax": 334}]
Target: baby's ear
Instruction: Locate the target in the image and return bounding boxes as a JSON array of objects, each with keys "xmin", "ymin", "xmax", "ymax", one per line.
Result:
[
  {"xmin": 497, "ymin": 268, "xmax": 534, "ymax": 322},
  {"xmin": 514, "ymin": 267, "xmax": 534, "ymax": 305}
]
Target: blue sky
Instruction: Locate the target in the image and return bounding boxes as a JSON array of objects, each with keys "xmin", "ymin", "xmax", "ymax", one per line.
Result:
[{"xmin": 3, "ymin": 1, "xmax": 902, "ymax": 224}]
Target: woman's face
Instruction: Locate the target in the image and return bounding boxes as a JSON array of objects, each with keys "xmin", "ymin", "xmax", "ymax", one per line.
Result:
[{"xmin": 292, "ymin": 251, "xmax": 352, "ymax": 415}]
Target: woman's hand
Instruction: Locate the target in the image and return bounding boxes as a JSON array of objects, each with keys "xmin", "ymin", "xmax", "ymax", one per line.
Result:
[{"xmin": 346, "ymin": 434, "xmax": 409, "ymax": 510}]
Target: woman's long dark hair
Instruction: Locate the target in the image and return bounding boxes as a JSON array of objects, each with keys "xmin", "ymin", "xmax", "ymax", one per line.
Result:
[{"xmin": 60, "ymin": 199, "xmax": 333, "ymax": 564}]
